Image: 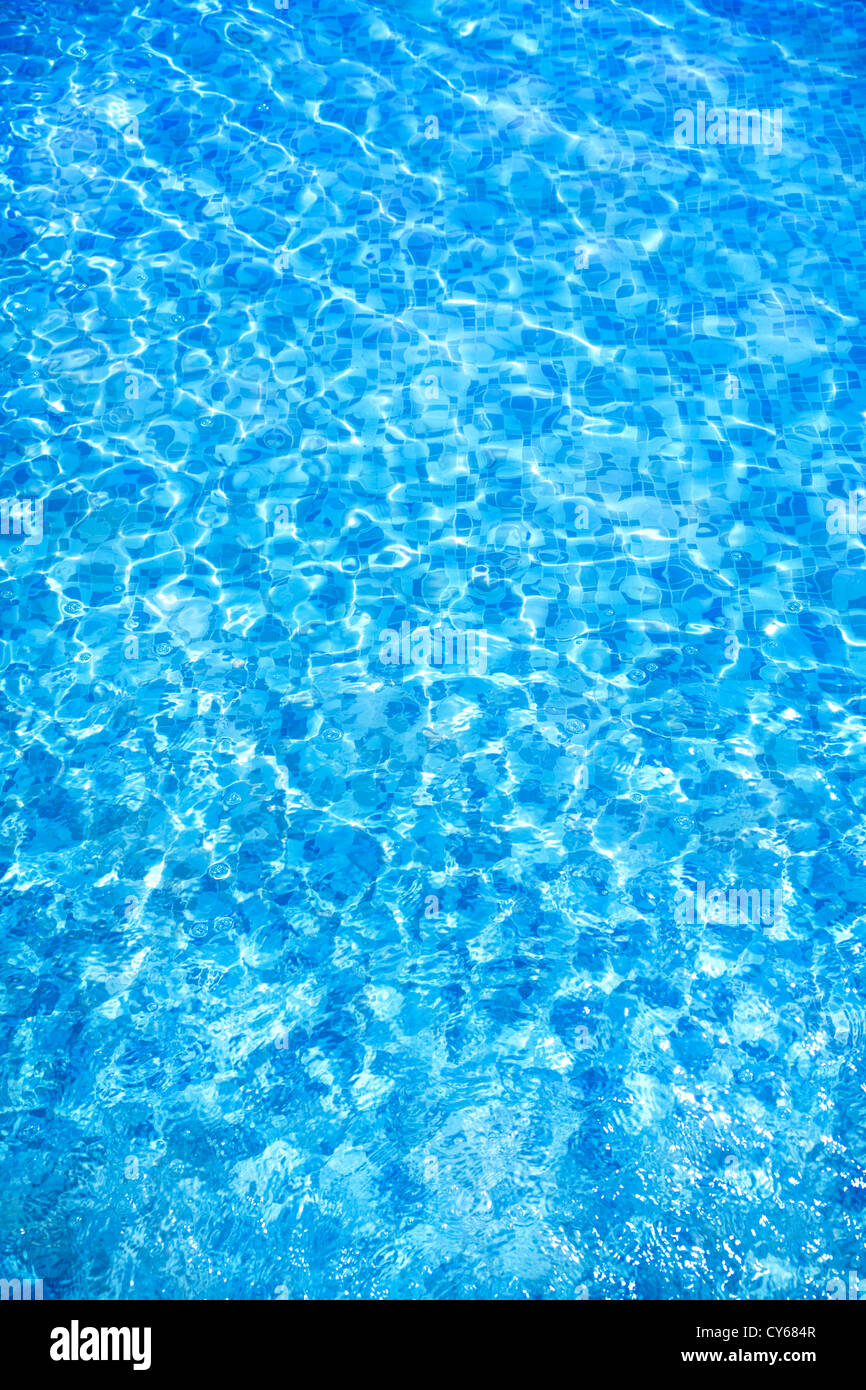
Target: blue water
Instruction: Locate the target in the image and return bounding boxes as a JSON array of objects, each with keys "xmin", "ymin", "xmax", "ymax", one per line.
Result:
[{"xmin": 1, "ymin": 0, "xmax": 865, "ymax": 1301}]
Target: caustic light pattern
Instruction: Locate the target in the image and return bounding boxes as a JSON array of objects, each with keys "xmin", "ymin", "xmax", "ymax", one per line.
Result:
[{"xmin": 1, "ymin": 0, "xmax": 866, "ymax": 1300}]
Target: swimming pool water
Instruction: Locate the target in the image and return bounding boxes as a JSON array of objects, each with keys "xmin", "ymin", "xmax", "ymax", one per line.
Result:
[{"xmin": 1, "ymin": 0, "xmax": 866, "ymax": 1300}]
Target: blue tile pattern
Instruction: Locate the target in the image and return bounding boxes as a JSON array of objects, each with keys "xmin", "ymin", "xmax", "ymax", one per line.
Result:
[{"xmin": 1, "ymin": 0, "xmax": 866, "ymax": 1299}]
